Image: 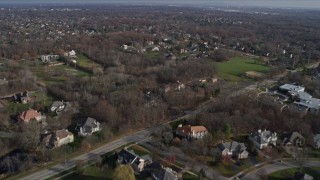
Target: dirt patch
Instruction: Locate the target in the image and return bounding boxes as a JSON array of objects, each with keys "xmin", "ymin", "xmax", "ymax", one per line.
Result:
[{"xmin": 245, "ymin": 71, "xmax": 264, "ymax": 79}]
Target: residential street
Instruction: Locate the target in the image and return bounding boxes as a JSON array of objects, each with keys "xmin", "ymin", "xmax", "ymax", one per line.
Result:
[{"xmin": 240, "ymin": 160, "xmax": 320, "ymax": 180}]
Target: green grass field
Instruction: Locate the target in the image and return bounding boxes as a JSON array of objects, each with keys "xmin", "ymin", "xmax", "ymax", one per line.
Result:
[
  {"xmin": 217, "ymin": 57, "xmax": 270, "ymax": 81},
  {"xmin": 30, "ymin": 64, "xmax": 89, "ymax": 85},
  {"xmin": 268, "ymin": 167, "xmax": 320, "ymax": 180},
  {"xmin": 77, "ymin": 55, "xmax": 102, "ymax": 69}
]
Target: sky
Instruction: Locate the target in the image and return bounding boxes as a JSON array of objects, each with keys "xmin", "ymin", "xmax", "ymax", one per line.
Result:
[{"xmin": 0, "ymin": 0, "xmax": 320, "ymax": 9}]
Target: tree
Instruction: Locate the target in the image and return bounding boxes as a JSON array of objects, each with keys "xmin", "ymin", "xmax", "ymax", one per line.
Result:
[
  {"xmin": 15, "ymin": 121, "xmax": 41, "ymax": 152},
  {"xmin": 223, "ymin": 124, "xmax": 232, "ymax": 140},
  {"xmin": 113, "ymin": 165, "xmax": 135, "ymax": 180}
]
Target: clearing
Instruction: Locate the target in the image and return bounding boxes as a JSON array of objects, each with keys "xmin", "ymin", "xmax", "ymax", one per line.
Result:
[{"xmin": 217, "ymin": 56, "xmax": 270, "ymax": 81}]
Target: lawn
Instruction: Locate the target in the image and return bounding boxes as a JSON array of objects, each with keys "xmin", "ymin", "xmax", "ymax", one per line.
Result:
[
  {"xmin": 268, "ymin": 167, "xmax": 320, "ymax": 180},
  {"xmin": 30, "ymin": 64, "xmax": 89, "ymax": 85},
  {"xmin": 127, "ymin": 145, "xmax": 150, "ymax": 156},
  {"xmin": 217, "ymin": 57, "xmax": 270, "ymax": 81},
  {"xmin": 77, "ymin": 55, "xmax": 103, "ymax": 69},
  {"xmin": 7, "ymin": 102, "xmax": 30, "ymax": 114},
  {"xmin": 182, "ymin": 173, "xmax": 198, "ymax": 180},
  {"xmin": 62, "ymin": 166, "xmax": 113, "ymax": 180}
]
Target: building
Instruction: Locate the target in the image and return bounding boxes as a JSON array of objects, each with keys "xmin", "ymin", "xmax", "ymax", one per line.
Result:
[
  {"xmin": 281, "ymin": 132, "xmax": 305, "ymax": 147},
  {"xmin": 293, "ymin": 172, "xmax": 314, "ymax": 180},
  {"xmin": 44, "ymin": 129, "xmax": 74, "ymax": 148},
  {"xmin": 217, "ymin": 141, "xmax": 249, "ymax": 159},
  {"xmin": 19, "ymin": 109, "xmax": 41, "ymax": 122},
  {"xmin": 13, "ymin": 91, "xmax": 29, "ymax": 104},
  {"xmin": 64, "ymin": 50, "xmax": 77, "ymax": 58},
  {"xmin": 40, "ymin": 55, "xmax": 59, "ymax": 63},
  {"xmin": 50, "ymin": 101, "xmax": 68, "ymax": 113},
  {"xmin": 279, "ymin": 84, "xmax": 305, "ymax": 93},
  {"xmin": 0, "ymin": 78, "xmax": 8, "ymax": 86},
  {"xmin": 77, "ymin": 117, "xmax": 101, "ymax": 136},
  {"xmin": 152, "ymin": 167, "xmax": 178, "ymax": 180},
  {"xmin": 279, "ymin": 84, "xmax": 320, "ymax": 114},
  {"xmin": 249, "ymin": 129, "xmax": 277, "ymax": 149},
  {"xmin": 313, "ymin": 134, "xmax": 320, "ymax": 149},
  {"xmin": 176, "ymin": 125, "xmax": 208, "ymax": 139},
  {"xmin": 117, "ymin": 149, "xmax": 152, "ymax": 174}
]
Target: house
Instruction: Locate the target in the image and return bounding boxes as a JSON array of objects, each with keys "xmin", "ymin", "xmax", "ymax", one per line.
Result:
[
  {"xmin": 313, "ymin": 134, "xmax": 320, "ymax": 149},
  {"xmin": 176, "ymin": 125, "xmax": 208, "ymax": 139},
  {"xmin": 281, "ymin": 132, "xmax": 305, "ymax": 147},
  {"xmin": 44, "ymin": 129, "xmax": 74, "ymax": 148},
  {"xmin": 19, "ymin": 109, "xmax": 41, "ymax": 122},
  {"xmin": 249, "ymin": 129, "xmax": 277, "ymax": 149},
  {"xmin": 13, "ymin": 91, "xmax": 29, "ymax": 104},
  {"xmin": 217, "ymin": 141, "xmax": 249, "ymax": 159},
  {"xmin": 152, "ymin": 167, "xmax": 178, "ymax": 180},
  {"xmin": 40, "ymin": 55, "xmax": 59, "ymax": 63},
  {"xmin": 64, "ymin": 50, "xmax": 77, "ymax": 58},
  {"xmin": 117, "ymin": 149, "xmax": 152, "ymax": 174},
  {"xmin": 293, "ymin": 172, "xmax": 314, "ymax": 180},
  {"xmin": 50, "ymin": 101, "xmax": 68, "ymax": 113},
  {"xmin": 77, "ymin": 117, "xmax": 101, "ymax": 136},
  {"xmin": 0, "ymin": 78, "xmax": 8, "ymax": 85}
]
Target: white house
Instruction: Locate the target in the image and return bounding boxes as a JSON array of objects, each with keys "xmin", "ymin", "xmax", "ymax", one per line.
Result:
[
  {"xmin": 77, "ymin": 117, "xmax": 101, "ymax": 136},
  {"xmin": 217, "ymin": 141, "xmax": 249, "ymax": 159},
  {"xmin": 50, "ymin": 101, "xmax": 66, "ymax": 112},
  {"xmin": 64, "ymin": 50, "xmax": 77, "ymax": 58},
  {"xmin": 44, "ymin": 129, "xmax": 74, "ymax": 148},
  {"xmin": 313, "ymin": 134, "xmax": 320, "ymax": 149},
  {"xmin": 249, "ymin": 129, "xmax": 277, "ymax": 149},
  {"xmin": 40, "ymin": 55, "xmax": 59, "ymax": 63}
]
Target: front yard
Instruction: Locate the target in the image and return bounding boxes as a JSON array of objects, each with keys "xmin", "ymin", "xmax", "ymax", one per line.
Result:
[{"xmin": 268, "ymin": 167, "xmax": 320, "ymax": 180}]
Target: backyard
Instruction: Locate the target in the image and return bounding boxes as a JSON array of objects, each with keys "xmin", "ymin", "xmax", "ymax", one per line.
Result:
[{"xmin": 217, "ymin": 56, "xmax": 270, "ymax": 81}]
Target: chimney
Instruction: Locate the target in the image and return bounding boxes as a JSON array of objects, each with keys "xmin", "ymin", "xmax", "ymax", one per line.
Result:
[{"xmin": 258, "ymin": 129, "xmax": 262, "ymax": 133}]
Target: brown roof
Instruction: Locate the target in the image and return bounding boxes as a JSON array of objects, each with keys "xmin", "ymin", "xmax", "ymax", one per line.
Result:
[
  {"xmin": 55, "ymin": 129, "xmax": 72, "ymax": 139},
  {"xmin": 177, "ymin": 125, "xmax": 207, "ymax": 136},
  {"xmin": 19, "ymin": 109, "xmax": 40, "ymax": 122}
]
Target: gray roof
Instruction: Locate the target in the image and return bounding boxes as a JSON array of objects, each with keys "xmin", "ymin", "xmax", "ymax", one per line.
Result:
[
  {"xmin": 250, "ymin": 130, "xmax": 277, "ymax": 144},
  {"xmin": 280, "ymin": 84, "xmax": 305, "ymax": 92},
  {"xmin": 282, "ymin": 132, "xmax": 304, "ymax": 144},
  {"xmin": 51, "ymin": 101, "xmax": 64, "ymax": 108},
  {"xmin": 153, "ymin": 167, "xmax": 178, "ymax": 180},
  {"xmin": 84, "ymin": 117, "xmax": 99, "ymax": 128},
  {"xmin": 118, "ymin": 149, "xmax": 139, "ymax": 164},
  {"xmin": 218, "ymin": 141, "xmax": 246, "ymax": 152}
]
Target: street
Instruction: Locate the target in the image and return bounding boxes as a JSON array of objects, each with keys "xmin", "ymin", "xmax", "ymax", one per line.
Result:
[{"xmin": 240, "ymin": 160, "xmax": 320, "ymax": 180}]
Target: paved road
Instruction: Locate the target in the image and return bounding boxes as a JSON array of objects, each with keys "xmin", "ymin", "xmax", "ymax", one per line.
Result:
[{"xmin": 241, "ymin": 160, "xmax": 320, "ymax": 180}]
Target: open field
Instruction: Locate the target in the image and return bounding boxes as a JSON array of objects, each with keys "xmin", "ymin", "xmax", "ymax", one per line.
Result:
[
  {"xmin": 268, "ymin": 166, "xmax": 320, "ymax": 180},
  {"xmin": 30, "ymin": 64, "xmax": 89, "ymax": 85},
  {"xmin": 217, "ymin": 57, "xmax": 270, "ymax": 81},
  {"xmin": 77, "ymin": 55, "xmax": 103, "ymax": 69}
]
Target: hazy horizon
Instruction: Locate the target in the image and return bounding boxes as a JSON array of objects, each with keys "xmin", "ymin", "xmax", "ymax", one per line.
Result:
[{"xmin": 0, "ymin": 0, "xmax": 320, "ymax": 9}]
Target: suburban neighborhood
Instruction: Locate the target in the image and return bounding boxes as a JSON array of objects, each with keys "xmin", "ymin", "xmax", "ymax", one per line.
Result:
[{"xmin": 0, "ymin": 2, "xmax": 320, "ymax": 180}]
